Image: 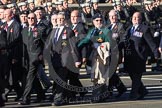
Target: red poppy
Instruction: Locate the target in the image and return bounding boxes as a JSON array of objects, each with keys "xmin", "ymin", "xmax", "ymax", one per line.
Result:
[
  {"xmin": 32, "ymin": 28, "xmax": 37, "ymax": 32},
  {"xmin": 100, "ymin": 45, "xmax": 104, "ymax": 48},
  {"xmin": 10, "ymin": 28, "xmax": 13, "ymax": 32},
  {"xmin": 63, "ymin": 30, "xmax": 67, "ymax": 34}
]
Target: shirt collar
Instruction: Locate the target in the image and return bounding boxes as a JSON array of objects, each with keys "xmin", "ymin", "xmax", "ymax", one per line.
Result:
[
  {"xmin": 7, "ymin": 19, "xmax": 14, "ymax": 26},
  {"xmin": 133, "ymin": 24, "xmax": 139, "ymax": 30},
  {"xmin": 111, "ymin": 23, "xmax": 116, "ymax": 30},
  {"xmin": 28, "ymin": 26, "xmax": 34, "ymax": 30},
  {"xmin": 73, "ymin": 24, "xmax": 78, "ymax": 29},
  {"xmin": 57, "ymin": 25, "xmax": 64, "ymax": 29},
  {"xmin": 1, "ymin": 19, "xmax": 6, "ymax": 23}
]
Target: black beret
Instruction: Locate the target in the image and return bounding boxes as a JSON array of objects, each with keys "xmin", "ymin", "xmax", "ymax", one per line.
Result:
[
  {"xmin": 92, "ymin": 13, "xmax": 103, "ymax": 20},
  {"xmin": 33, "ymin": 6, "xmax": 44, "ymax": 12},
  {"xmin": 20, "ymin": 10, "xmax": 29, "ymax": 15}
]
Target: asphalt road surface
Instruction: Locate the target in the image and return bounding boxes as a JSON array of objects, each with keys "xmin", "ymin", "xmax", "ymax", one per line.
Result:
[{"xmin": 3, "ymin": 65, "xmax": 162, "ymax": 108}]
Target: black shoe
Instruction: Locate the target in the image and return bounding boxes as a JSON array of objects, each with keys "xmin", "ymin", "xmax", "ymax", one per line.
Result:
[
  {"xmin": 53, "ymin": 93, "xmax": 68, "ymax": 106},
  {"xmin": 0, "ymin": 96, "xmax": 5, "ymax": 107},
  {"xmin": 0, "ymin": 102, "xmax": 5, "ymax": 107},
  {"xmin": 80, "ymin": 91, "xmax": 88, "ymax": 97},
  {"xmin": 115, "ymin": 88, "xmax": 127, "ymax": 98},
  {"xmin": 48, "ymin": 95, "xmax": 54, "ymax": 101},
  {"xmin": 33, "ymin": 99, "xmax": 44, "ymax": 103},
  {"xmin": 138, "ymin": 91, "xmax": 148, "ymax": 100},
  {"xmin": 129, "ymin": 94, "xmax": 140, "ymax": 101},
  {"xmin": 109, "ymin": 91, "xmax": 113, "ymax": 97},
  {"xmin": 15, "ymin": 95, "xmax": 22, "ymax": 101},
  {"xmin": 19, "ymin": 100, "xmax": 30, "ymax": 105},
  {"xmin": 54, "ymin": 100, "xmax": 68, "ymax": 106},
  {"xmin": 2, "ymin": 93, "xmax": 7, "ymax": 102}
]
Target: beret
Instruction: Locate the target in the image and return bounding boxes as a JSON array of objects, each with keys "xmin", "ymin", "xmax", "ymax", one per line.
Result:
[
  {"xmin": 112, "ymin": 1, "xmax": 121, "ymax": 6},
  {"xmin": 92, "ymin": 13, "xmax": 102, "ymax": 20},
  {"xmin": 20, "ymin": 10, "xmax": 29, "ymax": 15},
  {"xmin": 33, "ymin": 6, "xmax": 44, "ymax": 12}
]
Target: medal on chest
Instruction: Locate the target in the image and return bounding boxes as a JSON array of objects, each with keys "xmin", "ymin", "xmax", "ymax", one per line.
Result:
[{"xmin": 62, "ymin": 30, "xmax": 67, "ymax": 46}]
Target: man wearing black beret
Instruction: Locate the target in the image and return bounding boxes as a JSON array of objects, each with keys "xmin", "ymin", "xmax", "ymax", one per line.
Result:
[
  {"xmin": 78, "ymin": 13, "xmax": 112, "ymax": 103},
  {"xmin": 19, "ymin": 10, "xmax": 29, "ymax": 29},
  {"xmin": 34, "ymin": 6, "xmax": 51, "ymax": 41}
]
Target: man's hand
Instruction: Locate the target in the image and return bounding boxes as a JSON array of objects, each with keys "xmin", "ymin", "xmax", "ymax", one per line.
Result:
[
  {"xmin": 12, "ymin": 59, "xmax": 17, "ymax": 64},
  {"xmin": 75, "ymin": 62, "xmax": 81, "ymax": 68},
  {"xmin": 38, "ymin": 55, "xmax": 43, "ymax": 61},
  {"xmin": 82, "ymin": 58, "xmax": 87, "ymax": 64},
  {"xmin": 158, "ymin": 47, "xmax": 162, "ymax": 53}
]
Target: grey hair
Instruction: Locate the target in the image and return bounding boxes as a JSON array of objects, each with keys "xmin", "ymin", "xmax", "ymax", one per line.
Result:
[
  {"xmin": 109, "ymin": 9, "xmax": 118, "ymax": 16},
  {"xmin": 57, "ymin": 11, "xmax": 65, "ymax": 19}
]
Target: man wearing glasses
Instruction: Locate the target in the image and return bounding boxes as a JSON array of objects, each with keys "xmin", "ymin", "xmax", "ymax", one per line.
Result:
[
  {"xmin": 107, "ymin": 9, "xmax": 127, "ymax": 98},
  {"xmin": 20, "ymin": 13, "xmax": 46, "ymax": 105},
  {"xmin": 78, "ymin": 13, "xmax": 111, "ymax": 102}
]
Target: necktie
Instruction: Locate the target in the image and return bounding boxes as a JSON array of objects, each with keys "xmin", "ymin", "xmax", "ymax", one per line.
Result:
[
  {"xmin": 28, "ymin": 27, "xmax": 32, "ymax": 36},
  {"xmin": 54, "ymin": 28, "xmax": 60, "ymax": 43},
  {"xmin": 90, "ymin": 28, "xmax": 97, "ymax": 37},
  {"xmin": 130, "ymin": 26, "xmax": 135, "ymax": 35},
  {"xmin": 71, "ymin": 24, "xmax": 74, "ymax": 30},
  {"xmin": 111, "ymin": 24, "xmax": 116, "ymax": 30},
  {"xmin": 108, "ymin": 24, "xmax": 112, "ymax": 30},
  {"xmin": 5, "ymin": 24, "xmax": 8, "ymax": 31}
]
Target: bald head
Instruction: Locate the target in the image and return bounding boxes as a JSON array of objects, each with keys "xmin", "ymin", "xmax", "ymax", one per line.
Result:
[
  {"xmin": 4, "ymin": 9, "xmax": 14, "ymax": 22},
  {"xmin": 71, "ymin": 10, "xmax": 80, "ymax": 24},
  {"xmin": 132, "ymin": 12, "xmax": 142, "ymax": 25},
  {"xmin": 71, "ymin": 10, "xmax": 80, "ymax": 16},
  {"xmin": 109, "ymin": 9, "xmax": 117, "ymax": 16},
  {"xmin": 109, "ymin": 9, "xmax": 118, "ymax": 24}
]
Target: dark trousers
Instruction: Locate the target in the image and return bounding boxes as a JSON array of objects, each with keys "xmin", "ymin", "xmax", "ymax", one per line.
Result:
[
  {"xmin": 10, "ymin": 62, "xmax": 23, "ymax": 97},
  {"xmin": 109, "ymin": 73, "xmax": 126, "ymax": 93},
  {"xmin": 20, "ymin": 67, "xmax": 28, "ymax": 92},
  {"xmin": 0, "ymin": 54, "xmax": 8, "ymax": 93},
  {"xmin": 128, "ymin": 71, "xmax": 146, "ymax": 97},
  {"xmin": 125, "ymin": 54, "xmax": 147, "ymax": 98},
  {"xmin": 22, "ymin": 63, "xmax": 44, "ymax": 101},
  {"xmin": 68, "ymin": 72, "xmax": 83, "ymax": 97},
  {"xmin": 53, "ymin": 67, "xmax": 82, "ymax": 100}
]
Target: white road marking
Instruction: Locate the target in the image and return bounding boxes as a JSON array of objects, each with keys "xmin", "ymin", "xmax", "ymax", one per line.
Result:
[{"xmin": 120, "ymin": 76, "xmax": 162, "ymax": 81}]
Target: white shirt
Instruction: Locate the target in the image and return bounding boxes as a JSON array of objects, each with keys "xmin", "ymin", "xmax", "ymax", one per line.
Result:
[
  {"xmin": 72, "ymin": 24, "xmax": 77, "ymax": 30},
  {"xmin": 28, "ymin": 26, "xmax": 34, "ymax": 31},
  {"xmin": 133, "ymin": 24, "xmax": 139, "ymax": 31},
  {"xmin": 111, "ymin": 23, "xmax": 116, "ymax": 30},
  {"xmin": 37, "ymin": 19, "xmax": 41, "ymax": 24},
  {"xmin": 7, "ymin": 19, "xmax": 14, "ymax": 27},
  {"xmin": 56, "ymin": 26, "xmax": 64, "ymax": 41}
]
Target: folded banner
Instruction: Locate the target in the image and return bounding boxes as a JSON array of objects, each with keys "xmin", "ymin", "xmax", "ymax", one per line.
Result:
[{"xmin": 37, "ymin": 64, "xmax": 52, "ymax": 90}]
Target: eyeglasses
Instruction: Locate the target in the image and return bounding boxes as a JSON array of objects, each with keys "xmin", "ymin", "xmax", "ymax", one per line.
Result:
[
  {"xmin": 95, "ymin": 19, "xmax": 102, "ymax": 22},
  {"xmin": 28, "ymin": 17, "xmax": 34, "ymax": 19}
]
